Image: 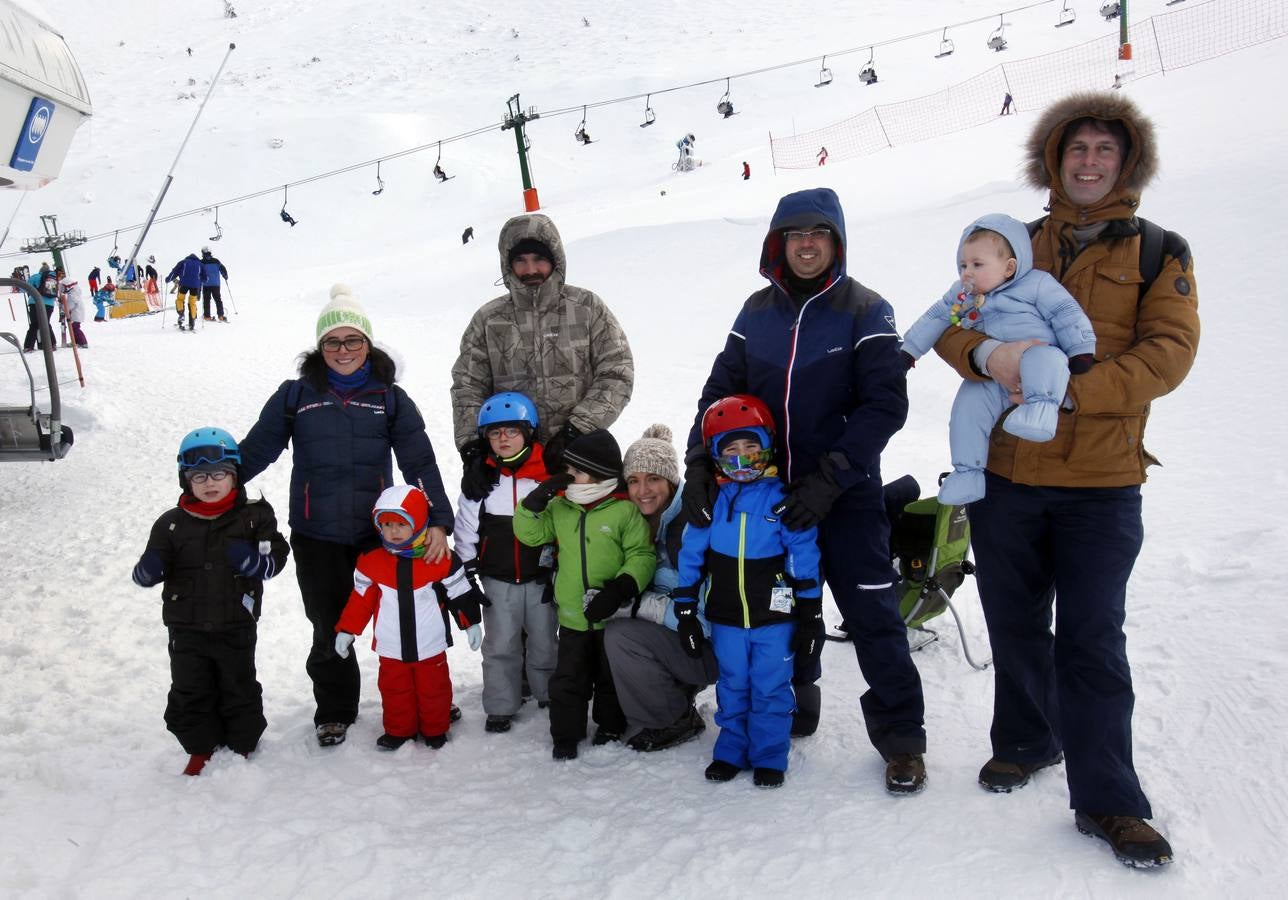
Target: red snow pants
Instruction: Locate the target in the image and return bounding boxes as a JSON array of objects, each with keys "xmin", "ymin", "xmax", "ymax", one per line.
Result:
[{"xmin": 378, "ymin": 652, "xmax": 453, "ymax": 739}]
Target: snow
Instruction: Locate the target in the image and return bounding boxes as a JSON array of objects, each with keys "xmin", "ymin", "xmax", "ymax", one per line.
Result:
[{"xmin": 2, "ymin": 0, "xmax": 1287, "ymax": 896}]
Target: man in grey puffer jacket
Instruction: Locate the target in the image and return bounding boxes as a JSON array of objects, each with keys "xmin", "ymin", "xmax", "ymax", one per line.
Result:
[{"xmin": 451, "ymin": 213, "xmax": 634, "ymax": 496}]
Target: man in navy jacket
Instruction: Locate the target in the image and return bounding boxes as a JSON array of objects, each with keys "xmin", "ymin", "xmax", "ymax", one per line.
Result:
[{"xmin": 683, "ymin": 187, "xmax": 927, "ymax": 794}]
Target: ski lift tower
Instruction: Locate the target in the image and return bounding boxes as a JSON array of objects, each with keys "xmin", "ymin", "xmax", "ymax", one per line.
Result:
[
  {"xmin": 19, "ymin": 214, "xmax": 86, "ymax": 275},
  {"xmin": 502, "ymin": 93, "xmax": 542, "ymax": 212},
  {"xmin": 1118, "ymin": 0, "xmax": 1133, "ymax": 59}
]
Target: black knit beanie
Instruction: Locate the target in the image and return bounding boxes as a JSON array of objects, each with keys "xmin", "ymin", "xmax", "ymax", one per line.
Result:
[
  {"xmin": 508, "ymin": 238, "xmax": 554, "ymax": 267},
  {"xmin": 562, "ymin": 429, "xmax": 623, "ymax": 481}
]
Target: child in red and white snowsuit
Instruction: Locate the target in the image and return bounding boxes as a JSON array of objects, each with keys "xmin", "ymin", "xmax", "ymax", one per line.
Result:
[{"xmin": 334, "ymin": 485, "xmax": 483, "ymax": 750}]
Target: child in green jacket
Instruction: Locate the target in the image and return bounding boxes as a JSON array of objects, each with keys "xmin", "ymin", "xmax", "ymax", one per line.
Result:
[{"xmin": 513, "ymin": 429, "xmax": 656, "ymax": 761}]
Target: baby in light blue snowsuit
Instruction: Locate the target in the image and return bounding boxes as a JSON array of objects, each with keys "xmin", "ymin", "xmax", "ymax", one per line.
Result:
[{"xmin": 901, "ymin": 213, "xmax": 1096, "ymax": 505}]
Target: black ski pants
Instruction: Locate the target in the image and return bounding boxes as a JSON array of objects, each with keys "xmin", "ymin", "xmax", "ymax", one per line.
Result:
[
  {"xmin": 165, "ymin": 627, "xmax": 266, "ymax": 755},
  {"xmin": 291, "ymin": 534, "xmax": 363, "ymax": 726},
  {"xmin": 548, "ymin": 626, "xmax": 626, "ymax": 744}
]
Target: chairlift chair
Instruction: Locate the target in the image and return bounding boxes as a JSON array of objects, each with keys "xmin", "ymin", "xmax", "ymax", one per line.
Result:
[
  {"xmin": 1100, "ymin": 1, "xmax": 1121, "ymax": 20},
  {"xmin": 935, "ymin": 27, "xmax": 955, "ymax": 58},
  {"xmin": 371, "ymin": 161, "xmax": 385, "ymax": 196},
  {"xmin": 574, "ymin": 106, "xmax": 589, "ymax": 144},
  {"xmin": 987, "ymin": 16, "xmax": 1008, "ymax": 52},
  {"xmin": 1056, "ymin": 0, "xmax": 1076, "ymax": 26},
  {"xmin": 859, "ymin": 48, "xmax": 877, "ymax": 84},
  {"xmin": 815, "ymin": 56, "xmax": 833, "ymax": 87},
  {"xmin": 716, "ymin": 78, "xmax": 735, "ymax": 118},
  {"xmin": 640, "ymin": 94, "xmax": 656, "ymax": 127},
  {"xmin": 209, "ymin": 206, "xmax": 223, "ymax": 240},
  {"xmin": 0, "ymin": 279, "xmax": 72, "ymax": 462}
]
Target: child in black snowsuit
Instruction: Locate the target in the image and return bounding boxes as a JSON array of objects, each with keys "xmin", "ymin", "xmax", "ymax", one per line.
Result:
[{"xmin": 132, "ymin": 427, "xmax": 289, "ymax": 776}]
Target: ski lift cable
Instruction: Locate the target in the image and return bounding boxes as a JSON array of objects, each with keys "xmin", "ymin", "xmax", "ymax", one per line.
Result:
[
  {"xmin": 3, "ymin": 0, "xmax": 1067, "ymax": 257},
  {"xmin": 5, "ymin": 121, "xmax": 503, "ymax": 253},
  {"xmin": 539, "ymin": 0, "xmax": 1059, "ymax": 118}
]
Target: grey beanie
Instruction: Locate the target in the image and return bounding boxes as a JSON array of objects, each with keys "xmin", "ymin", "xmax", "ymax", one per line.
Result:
[{"xmin": 622, "ymin": 424, "xmax": 680, "ymax": 488}]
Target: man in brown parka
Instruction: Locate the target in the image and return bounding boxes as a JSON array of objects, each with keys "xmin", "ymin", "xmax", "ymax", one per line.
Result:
[
  {"xmin": 935, "ymin": 91, "xmax": 1199, "ymax": 868},
  {"xmin": 452, "ymin": 213, "xmax": 635, "ymax": 494}
]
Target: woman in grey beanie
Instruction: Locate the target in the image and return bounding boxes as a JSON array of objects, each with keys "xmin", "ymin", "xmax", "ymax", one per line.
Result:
[{"xmin": 604, "ymin": 425, "xmax": 718, "ymax": 752}]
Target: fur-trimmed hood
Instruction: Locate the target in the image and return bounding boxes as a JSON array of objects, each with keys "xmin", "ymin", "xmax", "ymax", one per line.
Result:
[{"xmin": 1024, "ymin": 91, "xmax": 1158, "ymax": 209}]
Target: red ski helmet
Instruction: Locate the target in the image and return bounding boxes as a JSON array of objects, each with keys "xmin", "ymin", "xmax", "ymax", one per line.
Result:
[{"xmin": 700, "ymin": 395, "xmax": 776, "ymax": 447}]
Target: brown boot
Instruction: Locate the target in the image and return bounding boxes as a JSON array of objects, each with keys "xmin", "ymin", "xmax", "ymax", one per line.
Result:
[
  {"xmin": 885, "ymin": 753, "xmax": 926, "ymax": 795},
  {"xmin": 1075, "ymin": 812, "xmax": 1174, "ymax": 868},
  {"xmin": 978, "ymin": 753, "xmax": 1063, "ymax": 793}
]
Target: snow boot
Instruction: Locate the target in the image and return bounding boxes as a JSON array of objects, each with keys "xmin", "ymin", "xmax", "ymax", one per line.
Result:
[
  {"xmin": 182, "ymin": 752, "xmax": 213, "ymax": 776},
  {"xmin": 316, "ymin": 722, "xmax": 349, "ymax": 747},
  {"xmin": 376, "ymin": 733, "xmax": 413, "ymax": 751},
  {"xmin": 421, "ymin": 732, "xmax": 447, "ymax": 749},
  {"xmin": 790, "ymin": 682, "xmax": 821, "ymax": 737},
  {"xmin": 705, "ymin": 760, "xmax": 744, "ymax": 782},
  {"xmin": 753, "ymin": 767, "xmax": 785, "ymax": 789},
  {"xmin": 1002, "ymin": 398, "xmax": 1059, "ymax": 442},
  {"xmin": 978, "ymin": 752, "xmax": 1063, "ymax": 793},
  {"xmin": 485, "ymin": 715, "xmax": 513, "ymax": 733},
  {"xmin": 885, "ymin": 753, "xmax": 927, "ymax": 795},
  {"xmin": 450, "ymin": 704, "xmax": 462, "ymax": 723},
  {"xmin": 626, "ymin": 706, "xmax": 705, "ymax": 752},
  {"xmin": 218, "ymin": 315, "xmax": 228, "ymax": 322},
  {"xmin": 552, "ymin": 741, "xmax": 578, "ymax": 761},
  {"xmin": 1075, "ymin": 812, "xmax": 1174, "ymax": 868},
  {"xmin": 203, "ymin": 315, "xmax": 216, "ymax": 322},
  {"xmin": 592, "ymin": 728, "xmax": 622, "ymax": 746}
]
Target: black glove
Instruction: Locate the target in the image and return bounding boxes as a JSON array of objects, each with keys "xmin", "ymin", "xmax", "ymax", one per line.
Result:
[
  {"xmin": 462, "ymin": 557, "xmax": 490, "ymax": 606},
  {"xmin": 680, "ymin": 445, "xmax": 719, "ymax": 526},
  {"xmin": 521, "ymin": 473, "xmax": 574, "ymax": 513},
  {"xmin": 672, "ymin": 590, "xmax": 705, "ymax": 659},
  {"xmin": 542, "ymin": 423, "xmax": 581, "ymax": 473},
  {"xmin": 132, "ymin": 550, "xmax": 165, "ymax": 587},
  {"xmin": 459, "ymin": 438, "xmax": 498, "ymax": 502},
  {"xmin": 791, "ymin": 597, "xmax": 825, "ymax": 661},
  {"xmin": 774, "ymin": 453, "xmax": 847, "ymax": 531},
  {"xmin": 583, "ymin": 573, "xmax": 639, "ymax": 623},
  {"xmin": 446, "ymin": 586, "xmax": 484, "ymax": 629},
  {"xmin": 226, "ymin": 540, "xmax": 277, "ymax": 580}
]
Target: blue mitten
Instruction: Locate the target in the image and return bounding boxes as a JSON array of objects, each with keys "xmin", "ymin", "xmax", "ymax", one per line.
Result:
[
  {"xmin": 226, "ymin": 540, "xmax": 277, "ymax": 580},
  {"xmin": 132, "ymin": 550, "xmax": 166, "ymax": 587}
]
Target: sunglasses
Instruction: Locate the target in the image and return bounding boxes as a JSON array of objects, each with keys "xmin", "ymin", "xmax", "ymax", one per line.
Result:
[
  {"xmin": 484, "ymin": 426, "xmax": 525, "ymax": 439},
  {"xmin": 320, "ymin": 336, "xmax": 368, "ymax": 352},
  {"xmin": 178, "ymin": 444, "xmax": 239, "ymax": 467}
]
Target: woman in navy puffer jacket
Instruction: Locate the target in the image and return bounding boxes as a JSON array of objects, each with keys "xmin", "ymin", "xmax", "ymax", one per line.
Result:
[{"xmin": 240, "ymin": 284, "xmax": 454, "ymax": 747}]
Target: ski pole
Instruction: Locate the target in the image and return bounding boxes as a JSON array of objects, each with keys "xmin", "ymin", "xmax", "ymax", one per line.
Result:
[{"xmin": 224, "ymin": 279, "xmax": 238, "ymax": 315}]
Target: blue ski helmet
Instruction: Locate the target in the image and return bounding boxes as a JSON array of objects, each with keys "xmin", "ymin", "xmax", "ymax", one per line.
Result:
[
  {"xmin": 477, "ymin": 392, "xmax": 539, "ymax": 435},
  {"xmin": 177, "ymin": 426, "xmax": 241, "ymax": 492}
]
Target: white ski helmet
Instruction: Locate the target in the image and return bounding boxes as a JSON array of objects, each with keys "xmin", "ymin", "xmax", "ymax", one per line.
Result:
[{"xmin": 201, "ymin": 245, "xmax": 210, "ymax": 255}]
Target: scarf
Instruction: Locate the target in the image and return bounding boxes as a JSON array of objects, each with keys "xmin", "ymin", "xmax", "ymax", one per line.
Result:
[
  {"xmin": 565, "ymin": 478, "xmax": 618, "ymax": 507},
  {"xmin": 382, "ymin": 525, "xmax": 430, "ymax": 559},
  {"xmin": 326, "ymin": 360, "xmax": 372, "ymax": 394},
  {"xmin": 178, "ymin": 490, "xmax": 238, "ymax": 520}
]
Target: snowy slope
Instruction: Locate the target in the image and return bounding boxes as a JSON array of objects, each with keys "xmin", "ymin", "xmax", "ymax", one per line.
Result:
[{"xmin": 2, "ymin": 1, "xmax": 1287, "ymax": 896}]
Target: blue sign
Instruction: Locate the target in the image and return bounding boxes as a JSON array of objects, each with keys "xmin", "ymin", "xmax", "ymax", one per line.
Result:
[{"xmin": 10, "ymin": 96, "xmax": 56, "ymax": 172}]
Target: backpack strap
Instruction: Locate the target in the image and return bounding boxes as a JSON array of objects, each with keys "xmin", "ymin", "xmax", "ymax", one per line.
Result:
[{"xmin": 1031, "ymin": 214, "xmax": 1190, "ymax": 296}]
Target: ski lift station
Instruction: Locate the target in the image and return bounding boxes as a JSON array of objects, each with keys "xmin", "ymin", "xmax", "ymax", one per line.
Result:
[
  {"xmin": 0, "ymin": 1, "xmax": 92, "ymax": 189},
  {"xmin": 1, "ymin": 0, "xmax": 92, "ymax": 461}
]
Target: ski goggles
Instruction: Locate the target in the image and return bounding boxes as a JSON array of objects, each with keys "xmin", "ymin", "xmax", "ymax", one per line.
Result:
[
  {"xmin": 178, "ymin": 444, "xmax": 240, "ymax": 468},
  {"xmin": 716, "ymin": 448, "xmax": 773, "ymax": 483}
]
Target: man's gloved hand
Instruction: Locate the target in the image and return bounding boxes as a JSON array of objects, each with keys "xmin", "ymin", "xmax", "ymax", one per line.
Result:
[
  {"xmin": 334, "ymin": 632, "xmax": 356, "ymax": 659},
  {"xmin": 774, "ymin": 453, "xmax": 847, "ymax": 531},
  {"xmin": 672, "ymin": 589, "xmax": 705, "ymax": 659},
  {"xmin": 459, "ymin": 438, "xmax": 497, "ymax": 502},
  {"xmin": 464, "ymin": 623, "xmax": 483, "ymax": 652},
  {"xmin": 132, "ymin": 550, "xmax": 166, "ymax": 587},
  {"xmin": 521, "ymin": 473, "xmax": 575, "ymax": 513},
  {"xmin": 583, "ymin": 573, "xmax": 639, "ymax": 623},
  {"xmin": 1068, "ymin": 353, "xmax": 1095, "ymax": 375},
  {"xmin": 791, "ymin": 597, "xmax": 825, "ymax": 662},
  {"xmin": 542, "ymin": 423, "xmax": 581, "ymax": 473},
  {"xmin": 461, "ymin": 557, "xmax": 490, "ymax": 606},
  {"xmin": 226, "ymin": 540, "xmax": 278, "ymax": 580},
  {"xmin": 681, "ymin": 445, "xmax": 719, "ymax": 526}
]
